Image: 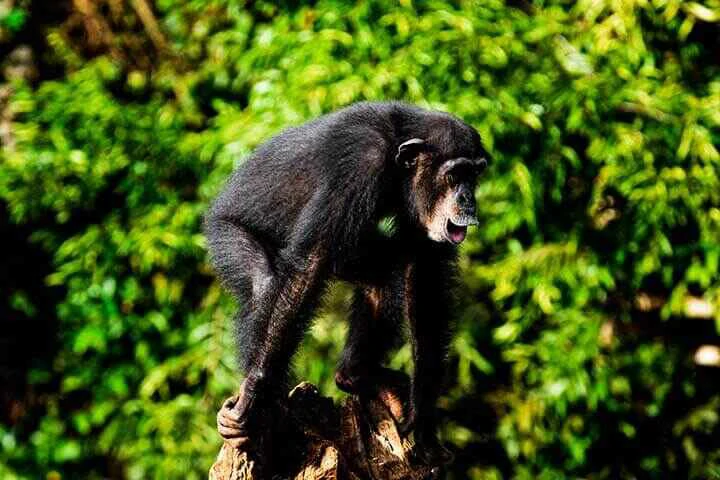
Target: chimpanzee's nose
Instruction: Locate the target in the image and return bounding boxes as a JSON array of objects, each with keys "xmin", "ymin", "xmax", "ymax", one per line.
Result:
[
  {"xmin": 455, "ymin": 188, "xmax": 474, "ymax": 208},
  {"xmin": 454, "ymin": 187, "xmax": 477, "ymax": 224}
]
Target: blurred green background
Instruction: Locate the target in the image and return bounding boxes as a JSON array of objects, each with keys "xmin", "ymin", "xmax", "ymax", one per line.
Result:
[{"xmin": 1, "ymin": 0, "xmax": 719, "ymax": 478}]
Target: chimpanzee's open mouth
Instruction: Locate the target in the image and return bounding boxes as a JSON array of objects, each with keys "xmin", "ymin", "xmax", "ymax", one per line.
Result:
[{"xmin": 445, "ymin": 219, "xmax": 468, "ymax": 244}]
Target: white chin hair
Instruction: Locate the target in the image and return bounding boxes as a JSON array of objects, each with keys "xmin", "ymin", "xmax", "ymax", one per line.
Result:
[{"xmin": 428, "ymin": 230, "xmax": 445, "ymax": 242}]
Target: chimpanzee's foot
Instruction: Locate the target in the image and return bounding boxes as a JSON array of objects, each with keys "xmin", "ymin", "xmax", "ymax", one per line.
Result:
[
  {"xmin": 336, "ymin": 364, "xmax": 410, "ymax": 394},
  {"xmin": 217, "ymin": 395, "xmax": 249, "ymax": 447},
  {"xmin": 216, "ymin": 376, "xmax": 274, "ymax": 452},
  {"xmin": 334, "ymin": 364, "xmax": 367, "ymax": 394},
  {"xmin": 335, "ymin": 365, "xmax": 410, "ymax": 422},
  {"xmin": 335, "ymin": 365, "xmax": 408, "ymax": 394}
]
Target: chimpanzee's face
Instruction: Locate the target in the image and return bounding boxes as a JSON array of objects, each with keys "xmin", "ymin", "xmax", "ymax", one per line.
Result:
[
  {"xmin": 397, "ymin": 137, "xmax": 487, "ymax": 245},
  {"xmin": 422, "ymin": 156, "xmax": 486, "ymax": 244}
]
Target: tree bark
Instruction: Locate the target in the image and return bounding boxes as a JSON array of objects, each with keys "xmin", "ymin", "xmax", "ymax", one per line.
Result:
[{"xmin": 209, "ymin": 382, "xmax": 440, "ymax": 480}]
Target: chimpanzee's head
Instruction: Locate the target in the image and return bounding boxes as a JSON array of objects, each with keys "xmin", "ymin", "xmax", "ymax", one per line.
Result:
[{"xmin": 396, "ymin": 115, "xmax": 488, "ymax": 245}]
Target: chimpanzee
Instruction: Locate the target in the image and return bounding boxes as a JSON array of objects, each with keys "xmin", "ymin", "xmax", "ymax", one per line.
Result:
[{"xmin": 204, "ymin": 101, "xmax": 488, "ymax": 471}]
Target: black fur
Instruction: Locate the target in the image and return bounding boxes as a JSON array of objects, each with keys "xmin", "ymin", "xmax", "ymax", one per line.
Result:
[{"xmin": 204, "ymin": 101, "xmax": 486, "ymax": 466}]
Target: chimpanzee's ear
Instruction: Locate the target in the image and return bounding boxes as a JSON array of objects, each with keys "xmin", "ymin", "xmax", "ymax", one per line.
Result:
[
  {"xmin": 395, "ymin": 138, "xmax": 426, "ymax": 168},
  {"xmin": 473, "ymin": 156, "xmax": 489, "ymax": 173}
]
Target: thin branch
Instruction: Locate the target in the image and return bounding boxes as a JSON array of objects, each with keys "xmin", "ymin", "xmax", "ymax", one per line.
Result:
[{"xmin": 129, "ymin": 0, "xmax": 168, "ymax": 51}]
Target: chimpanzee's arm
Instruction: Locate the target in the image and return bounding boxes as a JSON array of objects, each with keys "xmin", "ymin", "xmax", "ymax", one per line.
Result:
[{"xmin": 401, "ymin": 246, "xmax": 457, "ymax": 462}]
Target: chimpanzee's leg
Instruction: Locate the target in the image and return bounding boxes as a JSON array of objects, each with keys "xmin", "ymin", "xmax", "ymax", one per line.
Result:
[
  {"xmin": 219, "ymin": 252, "xmax": 325, "ymax": 450},
  {"xmin": 335, "ymin": 283, "xmax": 406, "ymax": 394},
  {"xmin": 247, "ymin": 252, "xmax": 325, "ymax": 391},
  {"xmin": 208, "ymin": 220, "xmax": 325, "ymax": 452},
  {"xmin": 207, "ymin": 221, "xmax": 275, "ymax": 444},
  {"xmin": 204, "ymin": 219, "xmax": 275, "ymax": 372}
]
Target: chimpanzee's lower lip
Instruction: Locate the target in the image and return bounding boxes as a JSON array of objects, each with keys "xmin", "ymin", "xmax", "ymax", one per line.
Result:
[{"xmin": 445, "ymin": 219, "xmax": 468, "ymax": 244}]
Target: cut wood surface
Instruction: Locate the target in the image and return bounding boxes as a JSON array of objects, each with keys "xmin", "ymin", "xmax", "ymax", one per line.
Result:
[{"xmin": 209, "ymin": 382, "xmax": 441, "ymax": 480}]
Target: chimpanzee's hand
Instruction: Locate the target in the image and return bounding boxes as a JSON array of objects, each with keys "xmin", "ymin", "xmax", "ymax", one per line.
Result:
[{"xmin": 397, "ymin": 402, "xmax": 417, "ymax": 436}]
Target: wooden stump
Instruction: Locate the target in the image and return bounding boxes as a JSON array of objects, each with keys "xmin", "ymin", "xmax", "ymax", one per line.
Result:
[{"xmin": 209, "ymin": 382, "xmax": 439, "ymax": 480}]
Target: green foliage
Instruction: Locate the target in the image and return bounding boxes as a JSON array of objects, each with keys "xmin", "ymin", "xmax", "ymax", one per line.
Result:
[{"xmin": 1, "ymin": 0, "xmax": 719, "ymax": 478}]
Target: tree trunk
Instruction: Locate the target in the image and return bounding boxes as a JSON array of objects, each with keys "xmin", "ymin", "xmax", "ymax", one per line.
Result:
[{"xmin": 209, "ymin": 382, "xmax": 439, "ymax": 480}]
